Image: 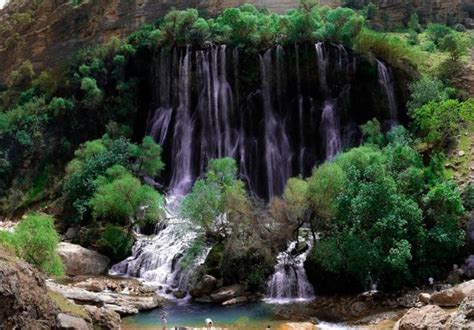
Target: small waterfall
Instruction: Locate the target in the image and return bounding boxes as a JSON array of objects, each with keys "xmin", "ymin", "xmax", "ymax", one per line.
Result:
[
  {"xmin": 169, "ymin": 47, "xmax": 194, "ymax": 196},
  {"xmin": 377, "ymin": 59, "xmax": 399, "ymax": 125},
  {"xmin": 266, "ymin": 239, "xmax": 315, "ymax": 303},
  {"xmin": 315, "ymin": 42, "xmax": 328, "ymax": 94},
  {"xmin": 110, "ymin": 197, "xmax": 210, "ymax": 296},
  {"xmin": 321, "ymin": 100, "xmax": 342, "ymax": 160},
  {"xmin": 260, "ymin": 49, "xmax": 291, "ymax": 198}
]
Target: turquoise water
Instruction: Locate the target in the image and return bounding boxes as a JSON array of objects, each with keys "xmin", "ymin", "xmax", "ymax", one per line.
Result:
[
  {"xmin": 122, "ymin": 302, "xmax": 350, "ymax": 329},
  {"xmin": 123, "ymin": 302, "xmax": 279, "ymax": 329}
]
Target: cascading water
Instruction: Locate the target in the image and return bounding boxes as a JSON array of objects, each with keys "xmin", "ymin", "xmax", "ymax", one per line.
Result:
[
  {"xmin": 147, "ymin": 43, "xmax": 389, "ymax": 199},
  {"xmin": 122, "ymin": 44, "xmax": 404, "ymax": 299},
  {"xmin": 377, "ymin": 59, "xmax": 399, "ymax": 125},
  {"xmin": 260, "ymin": 49, "xmax": 291, "ymax": 198},
  {"xmin": 266, "ymin": 239, "xmax": 316, "ymax": 303},
  {"xmin": 110, "ymin": 197, "xmax": 210, "ymax": 296},
  {"xmin": 321, "ymin": 99, "xmax": 342, "ymax": 160}
]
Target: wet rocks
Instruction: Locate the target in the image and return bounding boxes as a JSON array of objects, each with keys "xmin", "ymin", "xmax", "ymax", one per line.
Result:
[
  {"xmin": 173, "ymin": 290, "xmax": 187, "ymax": 299},
  {"xmin": 210, "ymin": 284, "xmax": 245, "ymax": 303},
  {"xmin": 190, "ymin": 275, "xmax": 217, "ymax": 297},
  {"xmin": 57, "ymin": 243, "xmax": 110, "ymax": 276}
]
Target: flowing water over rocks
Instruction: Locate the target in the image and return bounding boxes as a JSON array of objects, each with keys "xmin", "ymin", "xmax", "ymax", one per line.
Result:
[
  {"xmin": 110, "ymin": 197, "xmax": 210, "ymax": 298},
  {"xmin": 147, "ymin": 43, "xmax": 402, "ymax": 200},
  {"xmin": 266, "ymin": 239, "xmax": 316, "ymax": 303}
]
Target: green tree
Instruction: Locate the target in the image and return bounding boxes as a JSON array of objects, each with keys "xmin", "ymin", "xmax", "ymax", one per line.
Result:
[
  {"xmin": 90, "ymin": 165, "xmax": 164, "ymax": 229},
  {"xmin": 0, "ymin": 214, "xmax": 65, "ymax": 277},
  {"xmin": 407, "ymin": 77, "xmax": 454, "ymax": 112},
  {"xmin": 130, "ymin": 136, "xmax": 165, "ymax": 177}
]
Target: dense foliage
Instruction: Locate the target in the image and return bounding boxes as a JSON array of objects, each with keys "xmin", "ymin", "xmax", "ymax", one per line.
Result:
[
  {"xmin": 301, "ymin": 125, "xmax": 466, "ymax": 291},
  {"xmin": 0, "ymin": 213, "xmax": 64, "ymax": 276}
]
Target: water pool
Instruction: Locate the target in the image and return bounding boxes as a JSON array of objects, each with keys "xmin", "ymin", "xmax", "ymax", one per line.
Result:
[{"xmin": 122, "ymin": 301, "xmax": 350, "ymax": 329}]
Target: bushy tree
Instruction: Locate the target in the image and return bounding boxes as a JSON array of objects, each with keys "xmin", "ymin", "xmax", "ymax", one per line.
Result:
[
  {"xmin": 0, "ymin": 214, "xmax": 64, "ymax": 277},
  {"xmin": 410, "ymin": 99, "xmax": 472, "ymax": 149},
  {"xmin": 407, "ymin": 77, "xmax": 454, "ymax": 112},
  {"xmin": 90, "ymin": 165, "xmax": 164, "ymax": 228}
]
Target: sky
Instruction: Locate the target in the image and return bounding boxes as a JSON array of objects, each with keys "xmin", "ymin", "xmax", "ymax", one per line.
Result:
[{"xmin": 0, "ymin": 0, "xmax": 5, "ymax": 9}]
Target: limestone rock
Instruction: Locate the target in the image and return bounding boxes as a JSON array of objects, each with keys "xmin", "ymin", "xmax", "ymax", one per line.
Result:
[
  {"xmin": 397, "ymin": 305, "xmax": 450, "ymax": 330},
  {"xmin": 0, "ymin": 248, "xmax": 60, "ymax": 329},
  {"xmin": 430, "ymin": 280, "xmax": 474, "ymax": 307},
  {"xmin": 285, "ymin": 322, "xmax": 317, "ymax": 330},
  {"xmin": 210, "ymin": 284, "xmax": 245, "ymax": 303},
  {"xmin": 190, "ymin": 275, "xmax": 217, "ymax": 297},
  {"xmin": 83, "ymin": 305, "xmax": 121, "ymax": 330},
  {"xmin": 57, "ymin": 243, "xmax": 110, "ymax": 276},
  {"xmin": 47, "ymin": 281, "xmax": 163, "ymax": 316},
  {"xmin": 57, "ymin": 313, "xmax": 90, "ymax": 330}
]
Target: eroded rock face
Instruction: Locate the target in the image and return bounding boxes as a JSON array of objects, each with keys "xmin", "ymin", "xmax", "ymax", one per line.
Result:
[
  {"xmin": 0, "ymin": 248, "xmax": 60, "ymax": 329},
  {"xmin": 396, "ymin": 305, "xmax": 451, "ymax": 330},
  {"xmin": 0, "ymin": 0, "xmax": 467, "ymax": 83},
  {"xmin": 57, "ymin": 313, "xmax": 90, "ymax": 330},
  {"xmin": 447, "ymin": 296, "xmax": 474, "ymax": 329},
  {"xmin": 57, "ymin": 243, "xmax": 110, "ymax": 276}
]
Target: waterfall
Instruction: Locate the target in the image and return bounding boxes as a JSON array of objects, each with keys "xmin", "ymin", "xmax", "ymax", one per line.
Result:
[
  {"xmin": 321, "ymin": 100, "xmax": 342, "ymax": 160},
  {"xmin": 260, "ymin": 49, "xmax": 291, "ymax": 198},
  {"xmin": 315, "ymin": 42, "xmax": 328, "ymax": 94},
  {"xmin": 377, "ymin": 59, "xmax": 399, "ymax": 125},
  {"xmin": 266, "ymin": 239, "xmax": 315, "ymax": 303},
  {"xmin": 145, "ymin": 44, "xmax": 398, "ymax": 199},
  {"xmin": 110, "ymin": 197, "xmax": 210, "ymax": 297}
]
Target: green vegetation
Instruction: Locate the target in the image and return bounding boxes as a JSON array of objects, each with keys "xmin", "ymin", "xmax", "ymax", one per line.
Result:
[
  {"xmin": 183, "ymin": 158, "xmax": 275, "ymax": 290},
  {"xmin": 0, "ymin": 214, "xmax": 64, "ymax": 277}
]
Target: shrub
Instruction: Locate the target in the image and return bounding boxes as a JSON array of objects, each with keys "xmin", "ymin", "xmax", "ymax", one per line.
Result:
[
  {"xmin": 90, "ymin": 165, "xmax": 164, "ymax": 228},
  {"xmin": 96, "ymin": 224, "xmax": 134, "ymax": 262},
  {"xmin": 426, "ymin": 23, "xmax": 452, "ymax": 46},
  {"xmin": 407, "ymin": 77, "xmax": 455, "ymax": 112},
  {"xmin": 0, "ymin": 214, "xmax": 65, "ymax": 277}
]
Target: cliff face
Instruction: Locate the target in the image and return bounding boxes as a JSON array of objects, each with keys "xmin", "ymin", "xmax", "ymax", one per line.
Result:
[{"xmin": 0, "ymin": 0, "xmax": 468, "ymax": 82}]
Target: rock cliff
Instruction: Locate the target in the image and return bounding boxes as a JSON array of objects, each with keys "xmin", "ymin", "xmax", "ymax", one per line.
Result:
[{"xmin": 0, "ymin": 0, "xmax": 469, "ymax": 81}]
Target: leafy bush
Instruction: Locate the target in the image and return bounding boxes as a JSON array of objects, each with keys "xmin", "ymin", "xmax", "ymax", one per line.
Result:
[
  {"xmin": 409, "ymin": 99, "xmax": 472, "ymax": 149},
  {"xmin": 310, "ymin": 134, "xmax": 464, "ymax": 290},
  {"xmin": 407, "ymin": 77, "xmax": 455, "ymax": 112},
  {"xmin": 90, "ymin": 165, "xmax": 164, "ymax": 228},
  {"xmin": 0, "ymin": 214, "xmax": 64, "ymax": 277},
  {"xmin": 96, "ymin": 224, "xmax": 134, "ymax": 262}
]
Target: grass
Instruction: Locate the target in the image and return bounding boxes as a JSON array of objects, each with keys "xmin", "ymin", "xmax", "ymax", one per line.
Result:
[{"xmin": 48, "ymin": 290, "xmax": 90, "ymax": 320}]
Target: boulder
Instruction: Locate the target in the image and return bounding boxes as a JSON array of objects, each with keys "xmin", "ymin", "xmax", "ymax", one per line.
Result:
[
  {"xmin": 447, "ymin": 296, "xmax": 474, "ymax": 329},
  {"xmin": 173, "ymin": 290, "xmax": 187, "ymax": 299},
  {"xmin": 57, "ymin": 243, "xmax": 110, "ymax": 276},
  {"xmin": 210, "ymin": 284, "xmax": 245, "ymax": 303},
  {"xmin": 0, "ymin": 248, "xmax": 60, "ymax": 329},
  {"xmin": 57, "ymin": 313, "xmax": 90, "ymax": 330},
  {"xmin": 190, "ymin": 275, "xmax": 217, "ymax": 297},
  {"xmin": 83, "ymin": 305, "xmax": 121, "ymax": 330},
  {"xmin": 396, "ymin": 305, "xmax": 450, "ymax": 330},
  {"xmin": 418, "ymin": 293, "xmax": 431, "ymax": 305},
  {"xmin": 430, "ymin": 280, "xmax": 474, "ymax": 307}
]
